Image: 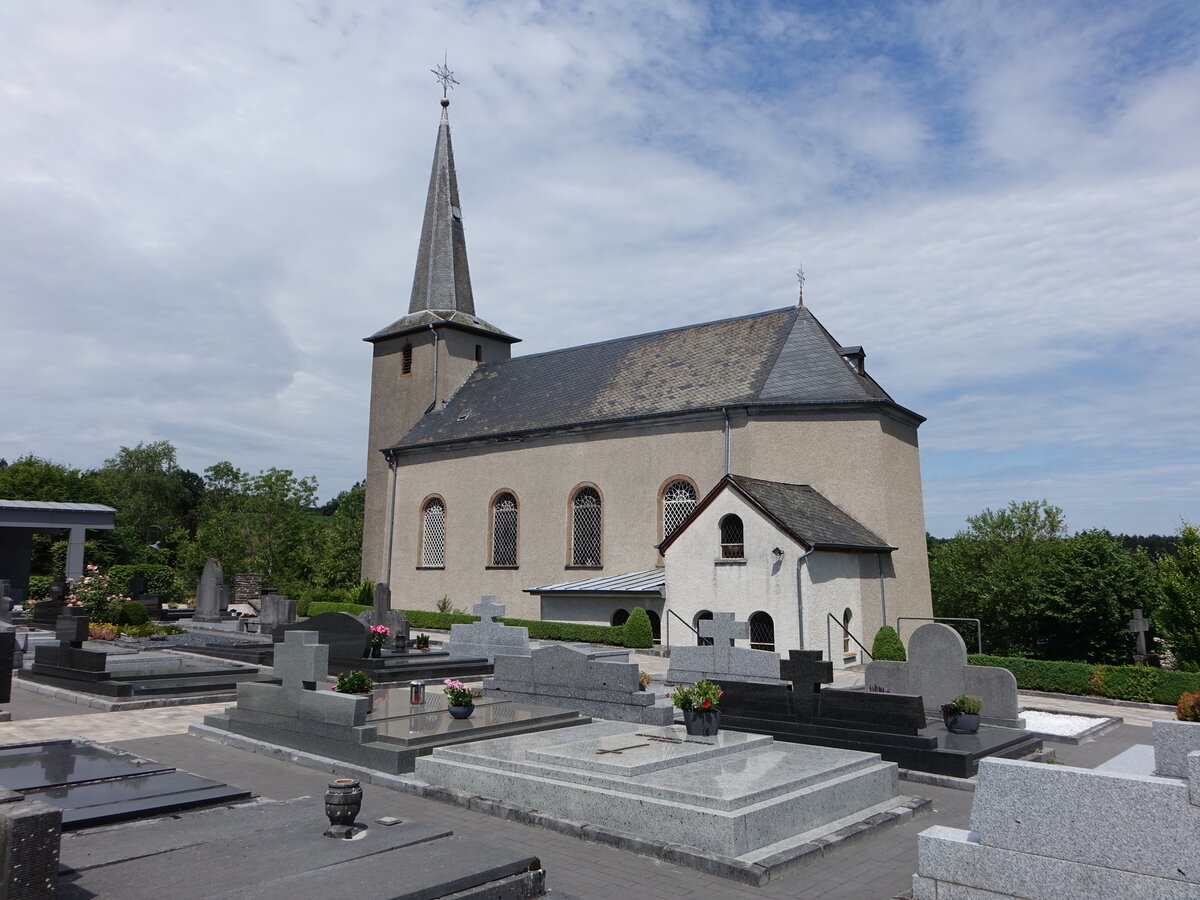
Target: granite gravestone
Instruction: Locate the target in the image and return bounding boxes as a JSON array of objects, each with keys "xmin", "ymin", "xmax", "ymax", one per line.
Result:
[
  {"xmin": 259, "ymin": 593, "xmax": 296, "ymax": 629},
  {"xmin": 1128, "ymin": 608, "xmax": 1151, "ymax": 664},
  {"xmin": 0, "ymin": 630, "xmax": 14, "ymax": 704},
  {"xmin": 193, "ymin": 558, "xmax": 226, "ymax": 623},
  {"xmin": 32, "ymin": 578, "xmax": 68, "ymax": 627},
  {"xmin": 358, "ymin": 583, "xmax": 409, "ymax": 651},
  {"xmin": 272, "ymin": 612, "xmax": 370, "ymax": 663},
  {"xmin": 32, "ymin": 611, "xmax": 108, "ymax": 677},
  {"xmin": 666, "ymin": 612, "xmax": 783, "ymax": 685},
  {"xmin": 445, "ymin": 596, "xmax": 529, "ymax": 661},
  {"xmin": 127, "ymin": 572, "xmax": 163, "ymax": 618},
  {"xmin": 483, "ymin": 644, "xmax": 673, "ymax": 725},
  {"xmin": 865, "ymin": 623, "xmax": 1025, "ymax": 728},
  {"xmin": 0, "ymin": 579, "xmax": 12, "ymax": 622}
]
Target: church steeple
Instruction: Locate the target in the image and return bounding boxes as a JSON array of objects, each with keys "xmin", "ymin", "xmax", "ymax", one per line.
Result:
[{"xmin": 408, "ymin": 89, "xmax": 475, "ymax": 316}]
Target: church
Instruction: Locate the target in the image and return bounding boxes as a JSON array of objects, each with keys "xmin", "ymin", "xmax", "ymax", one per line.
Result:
[{"xmin": 361, "ymin": 91, "xmax": 932, "ymax": 667}]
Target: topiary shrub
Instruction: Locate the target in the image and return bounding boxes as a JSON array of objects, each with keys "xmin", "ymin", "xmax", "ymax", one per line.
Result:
[
  {"xmin": 624, "ymin": 607, "xmax": 653, "ymax": 649},
  {"xmin": 871, "ymin": 626, "xmax": 906, "ymax": 661},
  {"xmin": 120, "ymin": 600, "xmax": 151, "ymax": 626},
  {"xmin": 108, "ymin": 564, "xmax": 183, "ymax": 605}
]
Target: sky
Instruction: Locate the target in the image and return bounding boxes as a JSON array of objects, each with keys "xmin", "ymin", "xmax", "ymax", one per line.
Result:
[{"xmin": 2, "ymin": 0, "xmax": 1198, "ymax": 537}]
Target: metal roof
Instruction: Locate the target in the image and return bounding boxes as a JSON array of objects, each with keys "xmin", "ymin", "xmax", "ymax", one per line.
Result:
[
  {"xmin": 526, "ymin": 569, "xmax": 666, "ymax": 595},
  {"xmin": 389, "ymin": 305, "xmax": 916, "ymax": 452},
  {"xmin": 0, "ymin": 500, "xmax": 116, "ymax": 513},
  {"xmin": 0, "ymin": 499, "xmax": 117, "ymax": 531}
]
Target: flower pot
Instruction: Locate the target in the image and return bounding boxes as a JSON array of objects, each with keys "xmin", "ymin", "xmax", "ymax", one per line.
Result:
[
  {"xmin": 943, "ymin": 711, "xmax": 980, "ymax": 734},
  {"xmin": 682, "ymin": 708, "xmax": 720, "ymax": 736},
  {"xmin": 448, "ymin": 704, "xmax": 474, "ymax": 719},
  {"xmin": 371, "ymin": 645, "xmax": 382, "ymax": 658}
]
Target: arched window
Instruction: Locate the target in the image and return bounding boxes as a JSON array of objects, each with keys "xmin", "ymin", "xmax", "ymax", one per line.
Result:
[
  {"xmin": 611, "ymin": 609, "xmax": 630, "ymax": 627},
  {"xmin": 843, "ymin": 608, "xmax": 853, "ymax": 655},
  {"xmin": 490, "ymin": 492, "xmax": 518, "ymax": 566},
  {"xmin": 420, "ymin": 497, "xmax": 445, "ymax": 567},
  {"xmin": 694, "ymin": 609, "xmax": 713, "ymax": 646},
  {"xmin": 749, "ymin": 611, "xmax": 775, "ymax": 652},
  {"xmin": 719, "ymin": 514, "xmax": 744, "ymax": 559},
  {"xmin": 570, "ymin": 486, "xmax": 602, "ymax": 566},
  {"xmin": 661, "ymin": 478, "xmax": 697, "ymax": 541},
  {"xmin": 646, "ymin": 610, "xmax": 662, "ymax": 644},
  {"xmin": 401, "ymin": 343, "xmax": 413, "ymax": 375}
]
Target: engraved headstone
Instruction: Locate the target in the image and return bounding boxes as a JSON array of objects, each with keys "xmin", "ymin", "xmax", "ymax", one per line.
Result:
[
  {"xmin": 32, "ymin": 578, "xmax": 68, "ymax": 627},
  {"xmin": 666, "ymin": 611, "xmax": 783, "ymax": 685},
  {"xmin": 446, "ymin": 596, "xmax": 530, "ymax": 661},
  {"xmin": 193, "ymin": 558, "xmax": 225, "ymax": 623}
]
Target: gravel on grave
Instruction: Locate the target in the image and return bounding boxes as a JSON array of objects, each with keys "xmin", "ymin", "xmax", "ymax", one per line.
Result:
[{"xmin": 1020, "ymin": 709, "xmax": 1106, "ymax": 737}]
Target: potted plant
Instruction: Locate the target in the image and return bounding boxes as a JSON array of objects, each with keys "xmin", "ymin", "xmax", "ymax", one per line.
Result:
[
  {"xmin": 443, "ymin": 679, "xmax": 482, "ymax": 719},
  {"xmin": 415, "ymin": 633, "xmax": 431, "ymax": 652},
  {"xmin": 369, "ymin": 625, "xmax": 390, "ymax": 657},
  {"xmin": 667, "ymin": 679, "xmax": 723, "ymax": 736},
  {"xmin": 638, "ymin": 671, "xmax": 651, "ymax": 692},
  {"xmin": 331, "ymin": 670, "xmax": 375, "ymax": 712},
  {"xmin": 941, "ymin": 694, "xmax": 983, "ymax": 734}
]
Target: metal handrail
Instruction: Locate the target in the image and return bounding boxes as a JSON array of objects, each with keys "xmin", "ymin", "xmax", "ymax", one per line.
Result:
[
  {"xmin": 896, "ymin": 616, "xmax": 983, "ymax": 654},
  {"xmin": 826, "ymin": 612, "xmax": 873, "ymax": 661},
  {"xmin": 666, "ymin": 609, "xmax": 711, "ymax": 646}
]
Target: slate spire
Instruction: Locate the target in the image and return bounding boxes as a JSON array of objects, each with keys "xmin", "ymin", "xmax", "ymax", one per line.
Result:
[{"xmin": 408, "ymin": 96, "xmax": 475, "ymax": 316}]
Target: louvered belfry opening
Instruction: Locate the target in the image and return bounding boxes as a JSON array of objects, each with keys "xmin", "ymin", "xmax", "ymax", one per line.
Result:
[
  {"xmin": 662, "ymin": 479, "xmax": 697, "ymax": 540},
  {"xmin": 571, "ymin": 487, "xmax": 602, "ymax": 566},
  {"xmin": 719, "ymin": 514, "xmax": 744, "ymax": 559},
  {"xmin": 421, "ymin": 497, "xmax": 445, "ymax": 567},
  {"xmin": 749, "ymin": 611, "xmax": 775, "ymax": 652},
  {"xmin": 491, "ymin": 493, "xmax": 518, "ymax": 566}
]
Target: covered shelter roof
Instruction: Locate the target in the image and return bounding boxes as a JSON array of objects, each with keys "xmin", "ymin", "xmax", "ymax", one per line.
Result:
[
  {"xmin": 526, "ymin": 569, "xmax": 665, "ymax": 597},
  {"xmin": 0, "ymin": 500, "xmax": 116, "ymax": 530}
]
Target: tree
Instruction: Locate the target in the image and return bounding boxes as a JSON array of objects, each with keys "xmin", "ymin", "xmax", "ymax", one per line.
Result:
[
  {"xmin": 311, "ymin": 481, "xmax": 365, "ymax": 590},
  {"xmin": 1155, "ymin": 523, "xmax": 1200, "ymax": 672}
]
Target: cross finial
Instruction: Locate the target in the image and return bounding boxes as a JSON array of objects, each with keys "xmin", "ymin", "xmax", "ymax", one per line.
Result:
[
  {"xmin": 796, "ymin": 266, "xmax": 805, "ymax": 307},
  {"xmin": 431, "ymin": 54, "xmax": 459, "ymax": 104}
]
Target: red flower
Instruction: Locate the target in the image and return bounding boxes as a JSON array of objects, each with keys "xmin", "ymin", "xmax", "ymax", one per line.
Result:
[{"xmin": 701, "ymin": 699, "xmax": 711, "ymax": 709}]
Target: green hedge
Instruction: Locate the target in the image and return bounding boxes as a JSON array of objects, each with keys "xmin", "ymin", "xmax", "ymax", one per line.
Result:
[
  {"xmin": 109, "ymin": 564, "xmax": 183, "ymax": 605},
  {"xmin": 404, "ymin": 610, "xmax": 476, "ymax": 630},
  {"xmin": 308, "ymin": 601, "xmax": 371, "ymax": 617},
  {"xmin": 26, "ymin": 575, "xmax": 53, "ymax": 603},
  {"xmin": 969, "ymin": 654, "xmax": 1200, "ymax": 705}
]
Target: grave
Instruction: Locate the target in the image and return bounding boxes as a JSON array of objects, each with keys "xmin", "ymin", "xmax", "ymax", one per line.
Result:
[
  {"xmin": 259, "ymin": 593, "xmax": 296, "ymax": 629},
  {"xmin": 0, "ymin": 739, "xmax": 252, "ymax": 829},
  {"xmin": 127, "ymin": 572, "xmax": 163, "ymax": 619},
  {"xmin": 30, "ymin": 577, "xmax": 68, "ymax": 628},
  {"xmin": 193, "ymin": 557, "xmax": 232, "ymax": 623},
  {"xmin": 665, "ymin": 612, "xmax": 784, "ymax": 685},
  {"xmin": 357, "ymin": 582, "xmax": 410, "ymax": 651},
  {"xmin": 445, "ymin": 596, "xmax": 530, "ymax": 661},
  {"xmin": 199, "ymin": 630, "xmax": 589, "ymax": 774},
  {"xmin": 719, "ymin": 650, "xmax": 1041, "ymax": 778},
  {"xmin": 0, "ymin": 578, "xmax": 12, "ymax": 622},
  {"xmin": 58, "ymin": 788, "xmax": 547, "ymax": 899},
  {"xmin": 483, "ymin": 644, "xmax": 673, "ymax": 726},
  {"xmin": 866, "ymin": 622, "xmax": 1026, "ymax": 728},
  {"xmin": 414, "ymin": 719, "xmax": 926, "ymax": 882},
  {"xmin": 23, "ymin": 611, "xmax": 263, "ymax": 699},
  {"xmin": 913, "ymin": 720, "xmax": 1200, "ymax": 898}
]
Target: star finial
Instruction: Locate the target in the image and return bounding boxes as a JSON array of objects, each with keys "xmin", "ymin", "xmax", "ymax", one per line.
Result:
[
  {"xmin": 431, "ymin": 55, "xmax": 459, "ymax": 105},
  {"xmin": 796, "ymin": 266, "xmax": 805, "ymax": 307}
]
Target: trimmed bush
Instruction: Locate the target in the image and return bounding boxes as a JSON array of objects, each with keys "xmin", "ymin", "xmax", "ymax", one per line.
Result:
[
  {"xmin": 109, "ymin": 564, "xmax": 183, "ymax": 605},
  {"xmin": 404, "ymin": 610, "xmax": 477, "ymax": 630},
  {"xmin": 871, "ymin": 626, "xmax": 906, "ymax": 661},
  {"xmin": 500, "ymin": 617, "xmax": 627, "ymax": 647},
  {"xmin": 624, "ymin": 607, "xmax": 653, "ymax": 649},
  {"xmin": 26, "ymin": 576, "xmax": 53, "ymax": 603},
  {"xmin": 295, "ymin": 596, "xmax": 312, "ymax": 617},
  {"xmin": 308, "ymin": 601, "xmax": 371, "ymax": 617},
  {"xmin": 969, "ymin": 653, "xmax": 1200, "ymax": 705},
  {"xmin": 120, "ymin": 600, "xmax": 151, "ymax": 626}
]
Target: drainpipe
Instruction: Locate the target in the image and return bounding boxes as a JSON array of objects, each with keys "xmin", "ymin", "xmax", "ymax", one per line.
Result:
[
  {"xmin": 877, "ymin": 552, "xmax": 888, "ymax": 628},
  {"xmin": 722, "ymin": 407, "xmax": 730, "ymax": 475},
  {"xmin": 794, "ymin": 547, "xmax": 814, "ymax": 649},
  {"xmin": 383, "ymin": 451, "xmax": 398, "ymax": 586}
]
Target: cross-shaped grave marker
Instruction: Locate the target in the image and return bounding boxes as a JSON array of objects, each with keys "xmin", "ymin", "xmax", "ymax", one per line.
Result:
[
  {"xmin": 273, "ymin": 631, "xmax": 330, "ymax": 691},
  {"xmin": 472, "ymin": 595, "xmax": 505, "ymax": 624},
  {"xmin": 1128, "ymin": 608, "xmax": 1150, "ymax": 659},
  {"xmin": 780, "ymin": 650, "xmax": 834, "ymax": 695},
  {"xmin": 699, "ymin": 613, "xmax": 748, "ymax": 673}
]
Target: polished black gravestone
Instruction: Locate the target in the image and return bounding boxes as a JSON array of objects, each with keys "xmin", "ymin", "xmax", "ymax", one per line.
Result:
[
  {"xmin": 0, "ymin": 739, "xmax": 251, "ymax": 829},
  {"xmin": 31, "ymin": 577, "xmax": 69, "ymax": 628},
  {"xmin": 718, "ymin": 650, "xmax": 1042, "ymax": 777}
]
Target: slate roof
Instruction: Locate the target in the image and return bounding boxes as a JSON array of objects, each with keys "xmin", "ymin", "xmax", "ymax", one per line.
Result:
[
  {"xmin": 525, "ymin": 570, "xmax": 666, "ymax": 595},
  {"xmin": 726, "ymin": 475, "xmax": 894, "ymax": 552},
  {"xmin": 389, "ymin": 305, "xmax": 917, "ymax": 451}
]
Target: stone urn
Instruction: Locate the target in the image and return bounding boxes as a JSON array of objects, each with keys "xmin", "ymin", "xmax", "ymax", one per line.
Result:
[
  {"xmin": 682, "ymin": 708, "xmax": 720, "ymax": 736},
  {"xmin": 324, "ymin": 778, "xmax": 363, "ymax": 838},
  {"xmin": 448, "ymin": 705, "xmax": 474, "ymax": 719}
]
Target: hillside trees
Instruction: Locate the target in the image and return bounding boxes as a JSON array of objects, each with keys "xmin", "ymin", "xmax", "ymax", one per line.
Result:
[{"xmin": 1154, "ymin": 523, "xmax": 1200, "ymax": 671}]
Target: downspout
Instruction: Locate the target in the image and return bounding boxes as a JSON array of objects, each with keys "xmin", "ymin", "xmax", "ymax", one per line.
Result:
[
  {"xmin": 877, "ymin": 552, "xmax": 888, "ymax": 628},
  {"xmin": 795, "ymin": 547, "xmax": 814, "ymax": 649},
  {"xmin": 722, "ymin": 407, "xmax": 730, "ymax": 475},
  {"xmin": 383, "ymin": 450, "xmax": 398, "ymax": 586}
]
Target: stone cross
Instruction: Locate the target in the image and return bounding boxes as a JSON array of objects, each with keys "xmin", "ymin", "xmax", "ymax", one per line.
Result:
[
  {"xmin": 273, "ymin": 631, "xmax": 329, "ymax": 691},
  {"xmin": 1128, "ymin": 608, "xmax": 1149, "ymax": 658},
  {"xmin": 699, "ymin": 613, "xmax": 749, "ymax": 673},
  {"xmin": 779, "ymin": 650, "xmax": 834, "ymax": 695},
  {"xmin": 472, "ymin": 595, "xmax": 505, "ymax": 624},
  {"xmin": 56, "ymin": 612, "xmax": 89, "ymax": 649}
]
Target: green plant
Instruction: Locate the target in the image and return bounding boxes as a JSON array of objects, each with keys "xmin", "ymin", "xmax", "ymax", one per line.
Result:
[
  {"xmin": 871, "ymin": 626, "xmax": 906, "ymax": 661},
  {"xmin": 443, "ymin": 678, "xmax": 481, "ymax": 707},
  {"xmin": 668, "ymin": 680, "xmax": 723, "ymax": 711},
  {"xmin": 436, "ymin": 595, "xmax": 458, "ymax": 614},
  {"xmin": 1177, "ymin": 692, "xmax": 1200, "ymax": 721},
  {"xmin": 26, "ymin": 576, "xmax": 54, "ymax": 604},
  {"xmin": 969, "ymin": 653, "xmax": 1200, "ymax": 705},
  {"xmin": 497, "ymin": 617, "xmax": 628, "ymax": 647},
  {"xmin": 405, "ymin": 610, "xmax": 476, "ymax": 629},
  {"xmin": 308, "ymin": 601, "xmax": 371, "ymax": 617},
  {"xmin": 119, "ymin": 623, "xmax": 184, "ymax": 637},
  {"xmin": 415, "ymin": 633, "xmax": 430, "ymax": 649},
  {"xmin": 108, "ymin": 564, "xmax": 183, "ymax": 605},
  {"xmin": 333, "ymin": 670, "xmax": 374, "ymax": 694},
  {"xmin": 348, "ymin": 580, "xmax": 375, "ymax": 607},
  {"xmin": 66, "ymin": 565, "xmax": 128, "ymax": 621},
  {"xmin": 120, "ymin": 600, "xmax": 151, "ymax": 626},
  {"xmin": 295, "ymin": 596, "xmax": 311, "ymax": 617},
  {"xmin": 942, "ymin": 694, "xmax": 982, "ymax": 716},
  {"xmin": 624, "ymin": 607, "xmax": 653, "ymax": 649},
  {"xmin": 89, "ymin": 623, "xmax": 120, "ymax": 641}
]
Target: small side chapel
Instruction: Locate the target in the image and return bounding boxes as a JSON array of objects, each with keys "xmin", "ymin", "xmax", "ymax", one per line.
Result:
[{"xmin": 361, "ymin": 84, "xmax": 933, "ymax": 661}]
